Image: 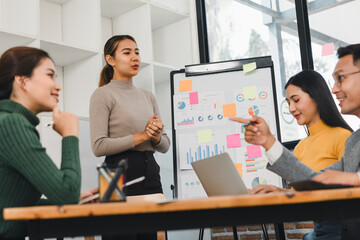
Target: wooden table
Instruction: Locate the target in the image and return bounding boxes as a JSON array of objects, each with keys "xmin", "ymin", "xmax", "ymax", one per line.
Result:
[{"xmin": 4, "ymin": 188, "xmax": 360, "ymax": 239}]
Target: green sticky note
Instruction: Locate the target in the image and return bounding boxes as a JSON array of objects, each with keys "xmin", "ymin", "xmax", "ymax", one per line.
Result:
[
  {"xmin": 243, "ymin": 86, "xmax": 257, "ymax": 100},
  {"xmin": 243, "ymin": 62, "xmax": 257, "ymax": 73},
  {"xmin": 197, "ymin": 129, "xmax": 212, "ymax": 143}
]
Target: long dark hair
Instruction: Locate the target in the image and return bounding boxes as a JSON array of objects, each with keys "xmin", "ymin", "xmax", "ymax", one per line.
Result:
[
  {"xmin": 0, "ymin": 46, "xmax": 52, "ymax": 100},
  {"xmin": 285, "ymin": 69, "xmax": 353, "ymax": 133},
  {"xmin": 99, "ymin": 35, "xmax": 137, "ymax": 87}
]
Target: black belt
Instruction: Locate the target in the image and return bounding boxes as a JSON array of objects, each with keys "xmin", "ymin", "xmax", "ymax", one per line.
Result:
[
  {"xmin": 105, "ymin": 150, "xmax": 162, "ymax": 195},
  {"xmin": 105, "ymin": 150, "xmax": 153, "ymax": 165}
]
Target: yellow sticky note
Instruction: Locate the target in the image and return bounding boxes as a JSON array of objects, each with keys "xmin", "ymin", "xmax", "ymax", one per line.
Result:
[
  {"xmin": 222, "ymin": 103, "xmax": 237, "ymax": 117},
  {"xmin": 234, "ymin": 163, "xmax": 243, "ymax": 176},
  {"xmin": 179, "ymin": 80, "xmax": 192, "ymax": 92},
  {"xmin": 243, "ymin": 86, "xmax": 257, "ymax": 100},
  {"xmin": 243, "ymin": 62, "xmax": 257, "ymax": 73},
  {"xmin": 197, "ymin": 129, "xmax": 212, "ymax": 143}
]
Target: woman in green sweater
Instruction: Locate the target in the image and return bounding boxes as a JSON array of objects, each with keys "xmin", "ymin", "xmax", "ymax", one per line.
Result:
[{"xmin": 0, "ymin": 46, "xmax": 81, "ymax": 239}]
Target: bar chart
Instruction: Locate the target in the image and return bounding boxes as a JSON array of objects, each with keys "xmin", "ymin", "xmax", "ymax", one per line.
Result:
[
  {"xmin": 185, "ymin": 143, "xmax": 226, "ymax": 164},
  {"xmin": 179, "ymin": 130, "xmax": 228, "ymax": 170},
  {"xmin": 177, "ymin": 117, "xmax": 195, "ymax": 127}
]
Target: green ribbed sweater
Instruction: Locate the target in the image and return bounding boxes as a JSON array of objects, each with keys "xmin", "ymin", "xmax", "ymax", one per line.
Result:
[{"xmin": 0, "ymin": 100, "xmax": 81, "ymax": 239}]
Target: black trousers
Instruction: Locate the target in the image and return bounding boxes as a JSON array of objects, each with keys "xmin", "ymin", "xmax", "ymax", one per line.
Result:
[
  {"xmin": 103, "ymin": 150, "xmax": 162, "ymax": 240},
  {"xmin": 341, "ymin": 218, "xmax": 360, "ymax": 240},
  {"xmin": 105, "ymin": 150, "xmax": 163, "ymax": 196}
]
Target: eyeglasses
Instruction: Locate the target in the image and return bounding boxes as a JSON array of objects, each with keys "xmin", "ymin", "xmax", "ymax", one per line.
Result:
[{"xmin": 332, "ymin": 70, "xmax": 360, "ymax": 86}]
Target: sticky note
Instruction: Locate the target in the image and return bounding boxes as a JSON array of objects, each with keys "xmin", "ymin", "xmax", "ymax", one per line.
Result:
[
  {"xmin": 234, "ymin": 163, "xmax": 243, "ymax": 176},
  {"xmin": 226, "ymin": 134, "xmax": 241, "ymax": 148},
  {"xmin": 197, "ymin": 129, "xmax": 212, "ymax": 143},
  {"xmin": 222, "ymin": 103, "xmax": 237, "ymax": 117},
  {"xmin": 322, "ymin": 43, "xmax": 334, "ymax": 56},
  {"xmin": 243, "ymin": 62, "xmax": 257, "ymax": 73},
  {"xmin": 189, "ymin": 92, "xmax": 199, "ymax": 105},
  {"xmin": 179, "ymin": 80, "xmax": 192, "ymax": 92},
  {"xmin": 243, "ymin": 86, "xmax": 257, "ymax": 100},
  {"xmin": 247, "ymin": 145, "xmax": 262, "ymax": 158}
]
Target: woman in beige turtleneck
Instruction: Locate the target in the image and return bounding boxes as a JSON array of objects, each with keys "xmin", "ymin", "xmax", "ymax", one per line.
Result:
[
  {"xmin": 90, "ymin": 35, "xmax": 170, "ymax": 240},
  {"xmin": 90, "ymin": 35, "xmax": 170, "ymax": 196}
]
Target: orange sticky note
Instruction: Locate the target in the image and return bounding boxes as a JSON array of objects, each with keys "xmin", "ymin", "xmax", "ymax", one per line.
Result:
[
  {"xmin": 234, "ymin": 163, "xmax": 242, "ymax": 176},
  {"xmin": 322, "ymin": 43, "xmax": 334, "ymax": 56},
  {"xmin": 223, "ymin": 103, "xmax": 237, "ymax": 117},
  {"xmin": 179, "ymin": 80, "xmax": 192, "ymax": 92}
]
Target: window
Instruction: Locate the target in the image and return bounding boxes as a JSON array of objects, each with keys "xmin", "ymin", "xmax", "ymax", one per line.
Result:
[
  {"xmin": 204, "ymin": 0, "xmax": 306, "ymax": 142},
  {"xmin": 308, "ymin": 0, "xmax": 360, "ymax": 131}
]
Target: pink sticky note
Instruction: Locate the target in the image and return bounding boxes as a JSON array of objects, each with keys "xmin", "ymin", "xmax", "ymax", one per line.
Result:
[
  {"xmin": 189, "ymin": 92, "xmax": 199, "ymax": 105},
  {"xmin": 247, "ymin": 145, "xmax": 262, "ymax": 158},
  {"xmin": 226, "ymin": 134, "xmax": 241, "ymax": 148},
  {"xmin": 322, "ymin": 43, "xmax": 334, "ymax": 56}
]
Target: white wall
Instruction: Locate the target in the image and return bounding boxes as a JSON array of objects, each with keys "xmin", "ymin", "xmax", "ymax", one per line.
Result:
[{"xmin": 0, "ymin": 0, "xmax": 200, "ymax": 239}]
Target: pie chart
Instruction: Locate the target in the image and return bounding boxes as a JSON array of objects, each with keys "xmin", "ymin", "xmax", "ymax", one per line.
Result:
[
  {"xmin": 251, "ymin": 177, "xmax": 268, "ymax": 188},
  {"xmin": 236, "ymin": 94, "xmax": 244, "ymax": 102},
  {"xmin": 259, "ymin": 91, "xmax": 268, "ymax": 99},
  {"xmin": 177, "ymin": 101, "xmax": 186, "ymax": 110},
  {"xmin": 248, "ymin": 105, "xmax": 259, "ymax": 116}
]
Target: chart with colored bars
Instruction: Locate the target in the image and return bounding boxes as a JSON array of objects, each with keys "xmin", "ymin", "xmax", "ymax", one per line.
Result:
[
  {"xmin": 245, "ymin": 156, "xmax": 267, "ymax": 173},
  {"xmin": 190, "ymin": 92, "xmax": 223, "ymax": 111},
  {"xmin": 185, "ymin": 143, "xmax": 226, "ymax": 164},
  {"xmin": 177, "ymin": 117, "xmax": 194, "ymax": 127},
  {"xmin": 178, "ymin": 131, "xmax": 227, "ymax": 170},
  {"xmin": 241, "ymin": 149, "xmax": 283, "ymax": 189}
]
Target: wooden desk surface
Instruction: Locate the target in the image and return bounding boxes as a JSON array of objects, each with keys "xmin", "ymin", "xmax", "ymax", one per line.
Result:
[{"xmin": 4, "ymin": 187, "xmax": 360, "ymax": 221}]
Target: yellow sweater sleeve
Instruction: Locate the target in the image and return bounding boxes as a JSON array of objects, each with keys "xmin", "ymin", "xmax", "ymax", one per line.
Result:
[{"xmin": 334, "ymin": 130, "xmax": 352, "ymax": 160}]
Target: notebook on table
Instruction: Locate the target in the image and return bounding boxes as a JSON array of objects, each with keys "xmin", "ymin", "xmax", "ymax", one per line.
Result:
[
  {"xmin": 290, "ymin": 180, "xmax": 353, "ymax": 191},
  {"xmin": 191, "ymin": 152, "xmax": 249, "ymax": 196}
]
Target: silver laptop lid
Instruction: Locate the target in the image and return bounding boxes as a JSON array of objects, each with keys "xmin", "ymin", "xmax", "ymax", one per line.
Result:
[{"xmin": 191, "ymin": 152, "xmax": 249, "ymax": 196}]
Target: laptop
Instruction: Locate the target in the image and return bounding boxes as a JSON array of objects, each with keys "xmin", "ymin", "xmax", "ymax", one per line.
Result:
[{"xmin": 191, "ymin": 152, "xmax": 249, "ymax": 196}]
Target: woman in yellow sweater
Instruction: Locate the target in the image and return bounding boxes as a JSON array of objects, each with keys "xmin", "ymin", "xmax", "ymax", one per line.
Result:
[{"xmin": 250, "ymin": 70, "xmax": 352, "ymax": 240}]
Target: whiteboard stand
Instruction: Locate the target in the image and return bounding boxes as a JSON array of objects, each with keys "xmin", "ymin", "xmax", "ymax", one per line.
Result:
[{"xmin": 171, "ymin": 56, "xmax": 286, "ymax": 240}]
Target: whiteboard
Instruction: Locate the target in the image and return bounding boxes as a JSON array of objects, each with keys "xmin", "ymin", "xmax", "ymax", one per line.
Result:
[{"xmin": 171, "ymin": 57, "xmax": 282, "ymax": 199}]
